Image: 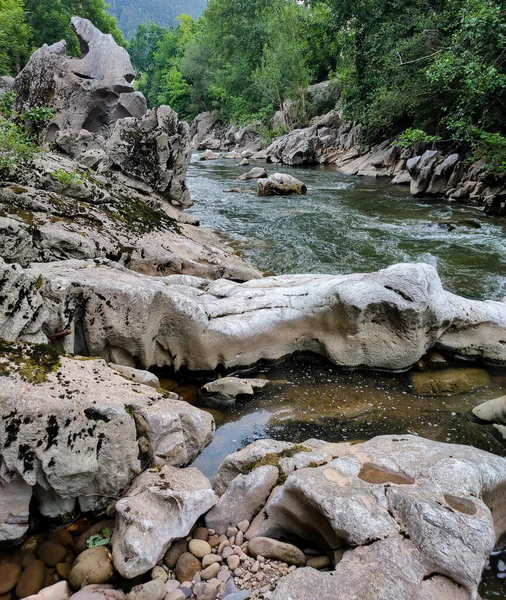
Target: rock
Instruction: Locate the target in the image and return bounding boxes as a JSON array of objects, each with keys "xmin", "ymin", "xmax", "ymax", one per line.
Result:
[
  {"xmin": 0, "ymin": 356, "xmax": 214, "ymax": 518},
  {"xmin": 112, "ymin": 466, "xmax": 216, "ymax": 578},
  {"xmin": 188, "ymin": 539, "xmax": 212, "ymax": 559},
  {"xmin": 200, "ymin": 150, "xmax": 218, "ymax": 161},
  {"xmin": 16, "ymin": 560, "xmax": 46, "ymax": 598},
  {"xmin": 166, "ymin": 591, "xmax": 185, "ymax": 600},
  {"xmin": 164, "ymin": 539, "xmax": 188, "ymax": 569},
  {"xmin": 14, "ymin": 18, "xmax": 146, "ymax": 141},
  {"xmin": 202, "ymin": 555, "xmax": 221, "ymax": 568},
  {"xmin": 306, "ymin": 556, "xmax": 331, "ymax": 569},
  {"xmin": 37, "ymin": 541, "xmax": 67, "ymax": 567},
  {"xmin": 103, "ymin": 106, "xmax": 191, "ymax": 208},
  {"xmin": 205, "ymin": 466, "xmax": 279, "ymax": 534},
  {"xmin": 238, "ymin": 159, "xmax": 249, "ymax": 166},
  {"xmin": 165, "ymin": 581, "xmax": 180, "ymax": 593},
  {"xmin": 49, "ymin": 530, "xmax": 73, "ymax": 546},
  {"xmin": 224, "ymin": 152, "xmax": 241, "ymax": 159},
  {"xmin": 257, "ymin": 173, "xmax": 307, "ymax": 196},
  {"xmin": 125, "ymin": 580, "xmax": 165, "ymax": 600},
  {"xmin": 406, "ymin": 150, "xmax": 440, "ymax": 196},
  {"xmin": 175, "ymin": 552, "xmax": 202, "ymax": 583},
  {"xmin": 192, "ymin": 582, "xmax": 218, "ymax": 600},
  {"xmin": 472, "ymin": 395, "xmax": 506, "ymax": 423},
  {"xmin": 12, "ymin": 260, "xmax": 506, "ymax": 374},
  {"xmin": 0, "ymin": 475, "xmax": 32, "ymax": 543},
  {"xmin": 24, "ymin": 581, "xmax": 72, "ymax": 600},
  {"xmin": 247, "ymin": 538, "xmax": 306, "ymax": 566},
  {"xmin": 237, "ymin": 521, "xmax": 249, "ymax": 533},
  {"xmin": 56, "ymin": 563, "xmax": 72, "ymax": 579},
  {"xmin": 68, "ymin": 547, "xmax": 114, "ymax": 590},
  {"xmin": 201, "ymin": 562, "xmax": 221, "ymax": 580},
  {"xmin": 410, "ymin": 368, "xmax": 490, "ymax": 396},
  {"xmin": 190, "ymin": 112, "xmax": 227, "ymax": 151},
  {"xmin": 192, "ymin": 527, "xmax": 209, "ymax": 541},
  {"xmin": 150, "ymin": 566, "xmax": 167, "ymax": 582},
  {"xmin": 0, "ymin": 564, "xmax": 21, "ymax": 594},
  {"xmin": 108, "ymin": 364, "xmax": 160, "ymax": 389},
  {"xmin": 237, "ymin": 168, "xmax": 267, "ymax": 181},
  {"xmin": 253, "ymin": 434, "xmax": 506, "ymax": 599},
  {"xmin": 70, "ymin": 590, "xmax": 125, "ymax": 600},
  {"xmin": 198, "ymin": 378, "xmax": 272, "ymax": 408}
]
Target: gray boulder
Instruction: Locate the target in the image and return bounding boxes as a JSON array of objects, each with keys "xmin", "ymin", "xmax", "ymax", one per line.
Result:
[
  {"xmin": 237, "ymin": 168, "xmax": 267, "ymax": 181},
  {"xmin": 472, "ymin": 394, "xmax": 506, "ymax": 423},
  {"xmin": 258, "ymin": 173, "xmax": 307, "ymax": 196},
  {"xmin": 14, "ymin": 17, "xmax": 146, "ymax": 141},
  {"xmin": 198, "ymin": 377, "xmax": 272, "ymax": 408},
  {"xmin": 112, "ymin": 465, "xmax": 217, "ymax": 578},
  {"xmin": 0, "ymin": 355, "xmax": 214, "ymax": 523}
]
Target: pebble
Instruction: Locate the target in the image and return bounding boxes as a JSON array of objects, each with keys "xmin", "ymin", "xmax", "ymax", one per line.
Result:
[
  {"xmin": 217, "ymin": 570, "xmax": 231, "ymax": 583},
  {"xmin": 235, "ymin": 531, "xmax": 244, "ymax": 546},
  {"xmin": 227, "ymin": 527, "xmax": 239, "ymax": 538},
  {"xmin": 165, "ymin": 580, "xmax": 180, "ymax": 593},
  {"xmin": 222, "ymin": 546, "xmax": 234, "ymax": 559},
  {"xmin": 166, "ymin": 591, "xmax": 186, "ymax": 600},
  {"xmin": 175, "ymin": 552, "xmax": 202, "ymax": 583},
  {"xmin": 16, "ymin": 560, "xmax": 45, "ymax": 598},
  {"xmin": 306, "ymin": 555, "xmax": 331, "ymax": 569},
  {"xmin": 202, "ymin": 554, "xmax": 222, "ymax": 568},
  {"xmin": 0, "ymin": 563, "xmax": 21, "ymax": 594},
  {"xmin": 151, "ymin": 565, "xmax": 168, "ymax": 582},
  {"xmin": 37, "ymin": 540, "xmax": 67, "ymax": 567},
  {"xmin": 164, "ymin": 539, "xmax": 188, "ymax": 569},
  {"xmin": 237, "ymin": 521, "xmax": 250, "ymax": 533},
  {"xmin": 193, "ymin": 527, "xmax": 209, "ymax": 542},
  {"xmin": 126, "ymin": 579, "xmax": 166, "ymax": 600},
  {"xmin": 201, "ymin": 562, "xmax": 221, "ymax": 580},
  {"xmin": 48, "ymin": 529, "xmax": 73, "ymax": 546},
  {"xmin": 189, "ymin": 540, "xmax": 212, "ymax": 559},
  {"xmin": 227, "ymin": 555, "xmax": 240, "ymax": 570},
  {"xmin": 218, "ymin": 541, "xmax": 229, "ymax": 554}
]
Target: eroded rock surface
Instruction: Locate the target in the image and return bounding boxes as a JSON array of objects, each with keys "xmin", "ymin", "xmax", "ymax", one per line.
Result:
[
  {"xmin": 0, "ymin": 354, "xmax": 214, "ymax": 527},
  {"xmin": 14, "ymin": 17, "xmax": 147, "ymax": 141},
  {"xmin": 13, "ymin": 260, "xmax": 506, "ymax": 372},
  {"xmin": 112, "ymin": 466, "xmax": 216, "ymax": 578},
  {"xmin": 214, "ymin": 435, "xmax": 506, "ymax": 600}
]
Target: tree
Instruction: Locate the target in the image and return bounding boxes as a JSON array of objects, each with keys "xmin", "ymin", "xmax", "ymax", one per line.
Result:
[{"xmin": 0, "ymin": 0, "xmax": 31, "ymax": 75}]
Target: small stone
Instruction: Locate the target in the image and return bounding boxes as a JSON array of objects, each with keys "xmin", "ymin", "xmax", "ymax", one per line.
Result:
[
  {"xmin": 138, "ymin": 436, "xmax": 149, "ymax": 454},
  {"xmin": 179, "ymin": 587, "xmax": 192, "ymax": 599},
  {"xmin": 0, "ymin": 563, "xmax": 21, "ymax": 594},
  {"xmin": 306, "ymin": 555, "xmax": 331, "ymax": 569},
  {"xmin": 218, "ymin": 541, "xmax": 229, "ymax": 554},
  {"xmin": 164, "ymin": 539, "xmax": 188, "ymax": 570},
  {"xmin": 208, "ymin": 535, "xmax": 220, "ymax": 549},
  {"xmin": 217, "ymin": 570, "xmax": 231, "ymax": 583},
  {"xmin": 21, "ymin": 552, "xmax": 37, "ymax": 569},
  {"xmin": 16, "ymin": 560, "xmax": 45, "ymax": 598},
  {"xmin": 237, "ymin": 521, "xmax": 249, "ymax": 533},
  {"xmin": 48, "ymin": 529, "xmax": 73, "ymax": 546},
  {"xmin": 37, "ymin": 540, "xmax": 67, "ymax": 567},
  {"xmin": 227, "ymin": 556, "xmax": 240, "ymax": 570},
  {"xmin": 151, "ymin": 565, "xmax": 168, "ymax": 582},
  {"xmin": 202, "ymin": 555, "xmax": 222, "ymax": 569},
  {"xmin": 229, "ymin": 536, "xmax": 235, "ymax": 546},
  {"xmin": 227, "ymin": 528, "xmax": 238, "ymax": 538},
  {"xmin": 251, "ymin": 561, "xmax": 259, "ymax": 574},
  {"xmin": 175, "ymin": 552, "xmax": 202, "ymax": 583},
  {"xmin": 126, "ymin": 579, "xmax": 166, "ymax": 600},
  {"xmin": 189, "ymin": 540, "xmax": 212, "ymax": 560},
  {"xmin": 233, "ymin": 568, "xmax": 243, "ymax": 577},
  {"xmin": 193, "ymin": 527, "xmax": 209, "ymax": 542},
  {"xmin": 235, "ymin": 531, "xmax": 244, "ymax": 546},
  {"xmin": 201, "ymin": 562, "xmax": 221, "ymax": 581},
  {"xmin": 193, "ymin": 581, "xmax": 217, "ymax": 600},
  {"xmin": 222, "ymin": 547, "xmax": 234, "ymax": 559},
  {"xmin": 68, "ymin": 546, "xmax": 115, "ymax": 590},
  {"xmin": 255, "ymin": 572, "xmax": 266, "ymax": 582},
  {"xmin": 166, "ymin": 591, "xmax": 186, "ymax": 600},
  {"xmin": 56, "ymin": 562, "xmax": 71, "ymax": 579},
  {"xmin": 166, "ymin": 580, "xmax": 180, "ymax": 593},
  {"xmin": 247, "ymin": 538, "xmax": 306, "ymax": 566}
]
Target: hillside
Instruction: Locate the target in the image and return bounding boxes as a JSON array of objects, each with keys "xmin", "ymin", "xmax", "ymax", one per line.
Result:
[{"xmin": 108, "ymin": 0, "xmax": 207, "ymax": 38}]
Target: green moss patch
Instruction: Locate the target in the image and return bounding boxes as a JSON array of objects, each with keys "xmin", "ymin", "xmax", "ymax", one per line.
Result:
[{"xmin": 0, "ymin": 340, "xmax": 61, "ymax": 384}]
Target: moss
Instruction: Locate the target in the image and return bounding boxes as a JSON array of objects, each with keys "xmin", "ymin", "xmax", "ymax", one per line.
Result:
[
  {"xmin": 124, "ymin": 405, "xmax": 136, "ymax": 419},
  {"xmin": 102, "ymin": 194, "xmax": 181, "ymax": 235},
  {"xmin": 34, "ymin": 274, "xmax": 43, "ymax": 290},
  {"xmin": 241, "ymin": 444, "xmax": 312, "ymax": 478},
  {"xmin": 0, "ymin": 340, "xmax": 61, "ymax": 384}
]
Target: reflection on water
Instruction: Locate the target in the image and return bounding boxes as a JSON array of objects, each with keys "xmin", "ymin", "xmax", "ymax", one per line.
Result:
[
  {"xmin": 184, "ymin": 154, "xmax": 506, "ymax": 597},
  {"xmin": 187, "ymin": 155, "xmax": 506, "ymax": 300}
]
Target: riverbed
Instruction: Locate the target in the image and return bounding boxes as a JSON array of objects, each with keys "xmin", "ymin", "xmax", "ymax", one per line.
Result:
[{"xmin": 183, "ymin": 154, "xmax": 506, "ymax": 596}]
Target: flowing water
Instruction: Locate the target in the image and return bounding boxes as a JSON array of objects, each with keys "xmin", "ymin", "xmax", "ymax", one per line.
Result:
[{"xmin": 182, "ymin": 154, "xmax": 506, "ymax": 596}]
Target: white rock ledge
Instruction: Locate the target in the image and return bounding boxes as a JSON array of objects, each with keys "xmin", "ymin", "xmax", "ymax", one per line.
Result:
[{"xmin": 18, "ymin": 260, "xmax": 506, "ymax": 371}]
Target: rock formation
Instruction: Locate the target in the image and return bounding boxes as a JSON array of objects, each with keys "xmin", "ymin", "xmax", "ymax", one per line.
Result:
[
  {"xmin": 257, "ymin": 173, "xmax": 307, "ymax": 196},
  {"xmin": 5, "ymin": 260, "xmax": 505, "ymax": 371},
  {"xmin": 0, "ymin": 351, "xmax": 214, "ymax": 534},
  {"xmin": 14, "ymin": 17, "xmax": 147, "ymax": 141}
]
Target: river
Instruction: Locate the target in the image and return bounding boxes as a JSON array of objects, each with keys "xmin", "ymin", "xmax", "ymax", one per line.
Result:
[{"xmin": 181, "ymin": 153, "xmax": 506, "ymax": 596}]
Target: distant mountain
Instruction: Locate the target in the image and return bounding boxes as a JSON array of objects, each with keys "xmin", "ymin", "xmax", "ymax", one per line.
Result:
[{"xmin": 108, "ymin": 0, "xmax": 207, "ymax": 38}]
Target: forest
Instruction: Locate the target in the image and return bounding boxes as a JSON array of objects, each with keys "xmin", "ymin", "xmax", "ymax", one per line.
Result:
[{"xmin": 1, "ymin": 0, "xmax": 505, "ymax": 169}]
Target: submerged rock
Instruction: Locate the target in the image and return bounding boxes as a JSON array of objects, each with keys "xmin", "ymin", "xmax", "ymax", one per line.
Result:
[
  {"xmin": 14, "ymin": 17, "xmax": 146, "ymax": 141},
  {"xmin": 258, "ymin": 173, "xmax": 307, "ymax": 196},
  {"xmin": 410, "ymin": 368, "xmax": 490, "ymax": 396},
  {"xmin": 198, "ymin": 377, "xmax": 272, "ymax": 408},
  {"xmin": 112, "ymin": 465, "xmax": 216, "ymax": 578},
  {"xmin": 472, "ymin": 394, "xmax": 506, "ymax": 423}
]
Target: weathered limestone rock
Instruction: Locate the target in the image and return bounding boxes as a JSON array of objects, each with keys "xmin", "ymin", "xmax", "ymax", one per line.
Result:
[
  {"xmin": 0, "ymin": 475, "xmax": 32, "ymax": 543},
  {"xmin": 472, "ymin": 394, "xmax": 506, "ymax": 424},
  {"xmin": 190, "ymin": 112, "xmax": 227, "ymax": 151},
  {"xmin": 108, "ymin": 364, "xmax": 160, "ymax": 389},
  {"xmin": 406, "ymin": 150, "xmax": 440, "ymax": 196},
  {"xmin": 243, "ymin": 434, "xmax": 506, "ymax": 600},
  {"xmin": 112, "ymin": 465, "xmax": 217, "ymax": 578},
  {"xmin": 14, "ymin": 17, "xmax": 147, "ymax": 141},
  {"xmin": 198, "ymin": 377, "xmax": 272, "ymax": 408},
  {"xmin": 258, "ymin": 173, "xmax": 307, "ymax": 196},
  {"xmin": 205, "ymin": 465, "xmax": 279, "ymax": 534},
  {"xmin": 19, "ymin": 260, "xmax": 506, "ymax": 373},
  {"xmin": 0, "ymin": 258, "xmax": 48, "ymax": 344},
  {"xmin": 103, "ymin": 106, "xmax": 191, "ymax": 207},
  {"xmin": 0, "ymin": 356, "xmax": 214, "ymax": 519},
  {"xmin": 237, "ymin": 168, "xmax": 268, "ymax": 181}
]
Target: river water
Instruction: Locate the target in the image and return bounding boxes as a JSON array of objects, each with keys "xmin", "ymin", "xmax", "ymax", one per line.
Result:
[{"xmin": 181, "ymin": 154, "xmax": 506, "ymax": 596}]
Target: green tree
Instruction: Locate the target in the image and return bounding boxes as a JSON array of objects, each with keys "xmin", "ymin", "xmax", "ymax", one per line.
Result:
[{"xmin": 0, "ymin": 0, "xmax": 31, "ymax": 75}]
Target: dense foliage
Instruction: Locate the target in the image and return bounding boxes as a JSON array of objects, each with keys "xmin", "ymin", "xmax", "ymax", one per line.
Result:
[
  {"xmin": 127, "ymin": 0, "xmax": 506, "ymax": 168},
  {"xmin": 108, "ymin": 0, "xmax": 206, "ymax": 39},
  {"xmin": 0, "ymin": 0, "xmax": 124, "ymax": 72}
]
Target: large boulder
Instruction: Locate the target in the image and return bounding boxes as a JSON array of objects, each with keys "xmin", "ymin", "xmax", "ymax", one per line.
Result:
[
  {"xmin": 258, "ymin": 173, "xmax": 307, "ymax": 196},
  {"xmin": 19, "ymin": 260, "xmax": 506, "ymax": 372},
  {"xmin": 14, "ymin": 17, "xmax": 147, "ymax": 141},
  {"xmin": 225, "ymin": 434, "xmax": 506, "ymax": 600},
  {"xmin": 0, "ymin": 352, "xmax": 214, "ymax": 526},
  {"xmin": 103, "ymin": 106, "xmax": 191, "ymax": 208},
  {"xmin": 112, "ymin": 465, "xmax": 216, "ymax": 578}
]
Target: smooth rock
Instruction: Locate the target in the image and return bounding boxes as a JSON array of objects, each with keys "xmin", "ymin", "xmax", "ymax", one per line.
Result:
[
  {"xmin": 164, "ymin": 540, "xmax": 188, "ymax": 570},
  {"xmin": 472, "ymin": 395, "xmax": 506, "ymax": 424},
  {"xmin": 258, "ymin": 173, "xmax": 307, "ymax": 196},
  {"xmin": 200, "ymin": 151, "xmax": 218, "ymax": 161},
  {"xmin": 192, "ymin": 527, "xmax": 209, "ymax": 542},
  {"xmin": 108, "ymin": 364, "xmax": 160, "ymax": 389},
  {"xmin": 175, "ymin": 553, "xmax": 202, "ymax": 583},
  {"xmin": 16, "ymin": 560, "xmax": 45, "ymax": 598},
  {"xmin": 68, "ymin": 547, "xmax": 114, "ymax": 590},
  {"xmin": 247, "ymin": 538, "xmax": 306, "ymax": 566},
  {"xmin": 38, "ymin": 541, "xmax": 67, "ymax": 567},
  {"xmin": 306, "ymin": 556, "xmax": 331, "ymax": 569},
  {"xmin": 150, "ymin": 566, "xmax": 167, "ymax": 582},
  {"xmin": 206, "ymin": 466, "xmax": 279, "ymax": 535},
  {"xmin": 0, "ymin": 564, "xmax": 21, "ymax": 594},
  {"xmin": 125, "ymin": 580, "xmax": 166, "ymax": 600},
  {"xmin": 113, "ymin": 466, "xmax": 216, "ymax": 578},
  {"xmin": 188, "ymin": 540, "xmax": 212, "ymax": 560},
  {"xmin": 200, "ymin": 563, "xmax": 220, "ymax": 580},
  {"xmin": 24, "ymin": 581, "xmax": 72, "ymax": 600},
  {"xmin": 166, "ymin": 591, "xmax": 185, "ymax": 600},
  {"xmin": 237, "ymin": 168, "xmax": 267, "ymax": 181}
]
